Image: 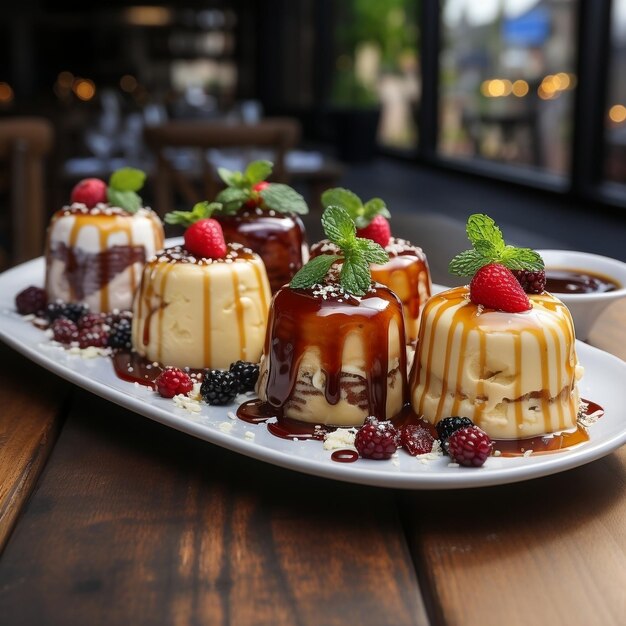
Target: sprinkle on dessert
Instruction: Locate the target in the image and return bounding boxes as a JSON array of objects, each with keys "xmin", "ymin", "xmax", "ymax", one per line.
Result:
[
  {"xmin": 449, "ymin": 213, "xmax": 545, "ymax": 295},
  {"xmin": 290, "ymin": 205, "xmax": 388, "ymax": 295},
  {"xmin": 321, "ymin": 187, "xmax": 391, "ymax": 247}
]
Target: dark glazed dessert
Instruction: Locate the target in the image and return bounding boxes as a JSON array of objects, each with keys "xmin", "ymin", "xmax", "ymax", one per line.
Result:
[{"xmin": 255, "ymin": 205, "xmax": 408, "ymax": 426}]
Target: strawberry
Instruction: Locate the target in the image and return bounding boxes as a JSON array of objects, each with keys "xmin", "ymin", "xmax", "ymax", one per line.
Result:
[
  {"xmin": 252, "ymin": 181, "xmax": 269, "ymax": 193},
  {"xmin": 245, "ymin": 180, "xmax": 270, "ymax": 209},
  {"xmin": 70, "ymin": 178, "xmax": 107, "ymax": 208},
  {"xmin": 469, "ymin": 263, "xmax": 531, "ymax": 313},
  {"xmin": 184, "ymin": 218, "xmax": 227, "ymax": 259},
  {"xmin": 356, "ymin": 215, "xmax": 391, "ymax": 248}
]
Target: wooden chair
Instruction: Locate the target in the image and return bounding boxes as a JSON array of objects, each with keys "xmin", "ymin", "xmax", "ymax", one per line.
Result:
[
  {"xmin": 0, "ymin": 117, "xmax": 54, "ymax": 264},
  {"xmin": 144, "ymin": 118, "xmax": 301, "ymax": 215}
]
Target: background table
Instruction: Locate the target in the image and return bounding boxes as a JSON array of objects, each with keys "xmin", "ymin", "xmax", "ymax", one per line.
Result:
[{"xmin": 0, "ymin": 300, "xmax": 625, "ymax": 626}]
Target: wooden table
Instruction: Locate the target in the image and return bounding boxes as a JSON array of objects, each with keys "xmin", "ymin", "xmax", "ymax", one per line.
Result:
[{"xmin": 1, "ymin": 301, "xmax": 625, "ymax": 626}]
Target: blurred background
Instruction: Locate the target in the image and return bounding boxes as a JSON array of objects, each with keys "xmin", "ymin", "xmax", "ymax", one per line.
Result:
[{"xmin": 1, "ymin": 0, "xmax": 625, "ymax": 280}]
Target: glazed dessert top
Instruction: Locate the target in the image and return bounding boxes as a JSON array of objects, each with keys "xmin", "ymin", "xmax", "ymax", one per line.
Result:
[
  {"xmin": 310, "ymin": 237, "xmax": 426, "ymax": 262},
  {"xmin": 148, "ymin": 242, "xmax": 257, "ymax": 266},
  {"xmin": 53, "ymin": 203, "xmax": 155, "ymax": 219}
]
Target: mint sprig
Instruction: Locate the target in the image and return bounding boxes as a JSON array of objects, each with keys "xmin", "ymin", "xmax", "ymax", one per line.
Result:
[
  {"xmin": 449, "ymin": 213, "xmax": 544, "ymax": 276},
  {"xmin": 165, "ymin": 201, "xmax": 223, "ymax": 227},
  {"xmin": 321, "ymin": 187, "xmax": 390, "ymax": 229},
  {"xmin": 107, "ymin": 167, "xmax": 146, "ymax": 213},
  {"xmin": 290, "ymin": 206, "xmax": 389, "ymax": 296},
  {"xmin": 215, "ymin": 159, "xmax": 309, "ymax": 215}
]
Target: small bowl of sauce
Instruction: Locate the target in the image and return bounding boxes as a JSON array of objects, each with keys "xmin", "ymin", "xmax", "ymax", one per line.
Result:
[{"xmin": 538, "ymin": 250, "xmax": 626, "ymax": 340}]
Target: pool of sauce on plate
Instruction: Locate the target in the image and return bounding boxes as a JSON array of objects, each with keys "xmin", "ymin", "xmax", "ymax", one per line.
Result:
[{"xmin": 545, "ymin": 269, "xmax": 620, "ymax": 294}]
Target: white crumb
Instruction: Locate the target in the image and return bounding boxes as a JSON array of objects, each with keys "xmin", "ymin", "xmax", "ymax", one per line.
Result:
[{"xmin": 323, "ymin": 428, "xmax": 357, "ymax": 451}]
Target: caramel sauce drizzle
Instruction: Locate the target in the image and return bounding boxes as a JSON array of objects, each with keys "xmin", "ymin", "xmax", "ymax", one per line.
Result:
[
  {"xmin": 411, "ymin": 286, "xmax": 579, "ymax": 436},
  {"xmin": 264, "ymin": 285, "xmax": 407, "ymax": 419}
]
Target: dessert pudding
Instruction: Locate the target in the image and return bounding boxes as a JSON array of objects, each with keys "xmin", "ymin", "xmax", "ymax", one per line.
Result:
[
  {"xmin": 410, "ymin": 286, "xmax": 583, "ymax": 439},
  {"xmin": 46, "ymin": 170, "xmax": 164, "ymax": 312},
  {"xmin": 209, "ymin": 160, "xmax": 309, "ymax": 292},
  {"xmin": 411, "ymin": 213, "xmax": 583, "ymax": 440},
  {"xmin": 318, "ymin": 187, "xmax": 431, "ymax": 343},
  {"xmin": 256, "ymin": 282, "xmax": 407, "ymax": 426},
  {"xmin": 255, "ymin": 204, "xmax": 407, "ymax": 426},
  {"xmin": 310, "ymin": 238, "xmax": 431, "ymax": 344},
  {"xmin": 133, "ymin": 211, "xmax": 271, "ymax": 370}
]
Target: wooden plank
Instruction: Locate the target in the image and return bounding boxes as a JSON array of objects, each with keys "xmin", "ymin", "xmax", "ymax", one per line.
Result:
[
  {"xmin": 0, "ymin": 391, "xmax": 429, "ymax": 626},
  {"xmin": 0, "ymin": 343, "xmax": 69, "ymax": 552},
  {"xmin": 402, "ymin": 450, "xmax": 626, "ymax": 626}
]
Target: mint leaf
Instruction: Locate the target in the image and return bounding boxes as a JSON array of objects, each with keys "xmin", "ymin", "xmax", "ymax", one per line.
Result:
[
  {"xmin": 500, "ymin": 246, "xmax": 545, "ymax": 271},
  {"xmin": 290, "ymin": 254, "xmax": 341, "ymax": 289},
  {"xmin": 217, "ymin": 167, "xmax": 246, "ymax": 188},
  {"xmin": 322, "ymin": 205, "xmax": 356, "ymax": 247},
  {"xmin": 355, "ymin": 238, "xmax": 389, "ymax": 265},
  {"xmin": 466, "ymin": 214, "xmax": 504, "ymax": 253},
  {"xmin": 107, "ymin": 188, "xmax": 142, "ymax": 214},
  {"xmin": 109, "ymin": 167, "xmax": 146, "ymax": 192},
  {"xmin": 341, "ymin": 252, "xmax": 371, "ymax": 296},
  {"xmin": 244, "ymin": 160, "xmax": 273, "ymax": 185},
  {"xmin": 165, "ymin": 201, "xmax": 222, "ymax": 226},
  {"xmin": 362, "ymin": 198, "xmax": 391, "ymax": 223},
  {"xmin": 473, "ymin": 239, "xmax": 499, "ymax": 258},
  {"xmin": 321, "ymin": 188, "xmax": 362, "ymax": 215},
  {"xmin": 216, "ymin": 186, "xmax": 250, "ymax": 212},
  {"xmin": 449, "ymin": 249, "xmax": 490, "ymax": 276},
  {"xmin": 260, "ymin": 183, "xmax": 308, "ymax": 215}
]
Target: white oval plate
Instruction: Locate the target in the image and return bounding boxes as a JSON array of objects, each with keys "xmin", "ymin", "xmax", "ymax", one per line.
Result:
[{"xmin": 1, "ymin": 252, "xmax": 625, "ymax": 490}]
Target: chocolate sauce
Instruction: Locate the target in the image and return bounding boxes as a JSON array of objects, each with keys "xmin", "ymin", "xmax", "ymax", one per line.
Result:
[
  {"xmin": 331, "ymin": 449, "xmax": 359, "ymax": 463},
  {"xmin": 111, "ymin": 351, "xmax": 164, "ymax": 387},
  {"xmin": 216, "ymin": 208, "xmax": 307, "ymax": 292},
  {"xmin": 263, "ymin": 284, "xmax": 407, "ymax": 420},
  {"xmin": 545, "ymin": 269, "xmax": 620, "ymax": 294}
]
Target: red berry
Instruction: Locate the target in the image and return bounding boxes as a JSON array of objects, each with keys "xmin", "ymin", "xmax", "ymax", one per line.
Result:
[
  {"xmin": 70, "ymin": 178, "xmax": 107, "ymax": 208},
  {"xmin": 184, "ymin": 218, "xmax": 227, "ymax": 259},
  {"xmin": 51, "ymin": 318, "xmax": 78, "ymax": 344},
  {"xmin": 245, "ymin": 180, "xmax": 270, "ymax": 208},
  {"xmin": 512, "ymin": 269, "xmax": 546, "ymax": 294},
  {"xmin": 470, "ymin": 263, "xmax": 531, "ymax": 313},
  {"xmin": 446, "ymin": 425, "xmax": 493, "ymax": 467},
  {"xmin": 356, "ymin": 215, "xmax": 391, "ymax": 248},
  {"xmin": 77, "ymin": 325, "xmax": 108, "ymax": 349},
  {"xmin": 252, "ymin": 181, "xmax": 269, "ymax": 193},
  {"xmin": 354, "ymin": 416, "xmax": 399, "ymax": 460},
  {"xmin": 155, "ymin": 368, "xmax": 194, "ymax": 399},
  {"xmin": 77, "ymin": 312, "xmax": 105, "ymax": 330},
  {"xmin": 15, "ymin": 286, "xmax": 47, "ymax": 315},
  {"xmin": 400, "ymin": 424, "xmax": 435, "ymax": 456}
]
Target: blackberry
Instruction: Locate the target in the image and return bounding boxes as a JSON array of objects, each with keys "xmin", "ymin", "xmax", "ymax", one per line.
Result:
[
  {"xmin": 44, "ymin": 300, "xmax": 66, "ymax": 322},
  {"xmin": 107, "ymin": 318, "xmax": 132, "ymax": 350},
  {"xmin": 15, "ymin": 286, "xmax": 47, "ymax": 315},
  {"xmin": 200, "ymin": 369, "xmax": 238, "ymax": 405},
  {"xmin": 229, "ymin": 360, "xmax": 260, "ymax": 393},
  {"xmin": 511, "ymin": 269, "xmax": 546, "ymax": 294},
  {"xmin": 51, "ymin": 318, "xmax": 78, "ymax": 344},
  {"xmin": 435, "ymin": 417, "xmax": 474, "ymax": 445},
  {"xmin": 62, "ymin": 302, "xmax": 89, "ymax": 322},
  {"xmin": 77, "ymin": 325, "xmax": 108, "ymax": 349},
  {"xmin": 103, "ymin": 309, "xmax": 132, "ymax": 327}
]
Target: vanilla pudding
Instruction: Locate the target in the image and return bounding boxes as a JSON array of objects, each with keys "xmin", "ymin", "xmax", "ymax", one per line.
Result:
[
  {"xmin": 132, "ymin": 243, "xmax": 271, "ymax": 369},
  {"xmin": 410, "ymin": 286, "xmax": 583, "ymax": 439},
  {"xmin": 45, "ymin": 204, "xmax": 164, "ymax": 312},
  {"xmin": 256, "ymin": 283, "xmax": 407, "ymax": 426}
]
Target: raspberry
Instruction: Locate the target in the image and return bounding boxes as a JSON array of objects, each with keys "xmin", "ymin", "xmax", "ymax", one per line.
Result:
[
  {"xmin": 70, "ymin": 178, "xmax": 107, "ymax": 208},
  {"xmin": 107, "ymin": 318, "xmax": 132, "ymax": 350},
  {"xmin": 470, "ymin": 263, "xmax": 531, "ymax": 313},
  {"xmin": 400, "ymin": 424, "xmax": 435, "ymax": 456},
  {"xmin": 356, "ymin": 215, "xmax": 391, "ymax": 248},
  {"xmin": 435, "ymin": 417, "xmax": 474, "ymax": 446},
  {"xmin": 51, "ymin": 318, "xmax": 78, "ymax": 344},
  {"xmin": 155, "ymin": 367, "xmax": 194, "ymax": 399},
  {"xmin": 77, "ymin": 325, "xmax": 108, "ymax": 349},
  {"xmin": 15, "ymin": 286, "xmax": 47, "ymax": 315},
  {"xmin": 200, "ymin": 370, "xmax": 238, "ymax": 405},
  {"xmin": 446, "ymin": 425, "xmax": 493, "ymax": 467},
  {"xmin": 78, "ymin": 312, "xmax": 105, "ymax": 330},
  {"xmin": 184, "ymin": 218, "xmax": 227, "ymax": 259},
  {"xmin": 354, "ymin": 416, "xmax": 399, "ymax": 460},
  {"xmin": 229, "ymin": 360, "xmax": 260, "ymax": 393},
  {"xmin": 512, "ymin": 269, "xmax": 546, "ymax": 294}
]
